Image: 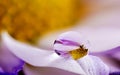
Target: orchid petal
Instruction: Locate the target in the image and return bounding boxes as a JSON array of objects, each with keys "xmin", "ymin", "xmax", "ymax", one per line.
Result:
[{"xmin": 2, "ymin": 32, "xmax": 86, "ymax": 75}]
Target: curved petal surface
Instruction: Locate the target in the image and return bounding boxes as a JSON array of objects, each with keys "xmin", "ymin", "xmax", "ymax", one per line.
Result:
[{"xmin": 2, "ymin": 32, "xmax": 85, "ymax": 75}]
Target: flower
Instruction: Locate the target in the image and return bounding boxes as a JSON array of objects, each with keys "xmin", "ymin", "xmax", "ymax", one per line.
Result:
[
  {"xmin": 1, "ymin": 1, "xmax": 120, "ymax": 75},
  {"xmin": 1, "ymin": 7, "xmax": 120, "ymax": 74},
  {"xmin": 2, "ymin": 31, "xmax": 110, "ymax": 75}
]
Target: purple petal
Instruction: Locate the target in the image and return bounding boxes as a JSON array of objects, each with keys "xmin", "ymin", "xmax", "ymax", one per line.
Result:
[
  {"xmin": 54, "ymin": 43, "xmax": 79, "ymax": 52},
  {"xmin": 0, "ymin": 36, "xmax": 24, "ymax": 74},
  {"xmin": 90, "ymin": 47, "xmax": 120, "ymax": 73},
  {"xmin": 54, "ymin": 31, "xmax": 90, "ymax": 52},
  {"xmin": 54, "ymin": 39, "xmax": 80, "ymax": 46},
  {"xmin": 90, "ymin": 46, "xmax": 120, "ymax": 60},
  {"xmin": 0, "ymin": 67, "xmax": 4, "ymax": 72},
  {"xmin": 109, "ymin": 72, "xmax": 120, "ymax": 75}
]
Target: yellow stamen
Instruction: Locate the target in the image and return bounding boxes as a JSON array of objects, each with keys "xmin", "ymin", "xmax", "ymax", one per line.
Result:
[{"xmin": 69, "ymin": 45, "xmax": 88, "ymax": 60}]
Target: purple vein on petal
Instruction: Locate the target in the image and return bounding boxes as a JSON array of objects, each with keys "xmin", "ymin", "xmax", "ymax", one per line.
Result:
[
  {"xmin": 54, "ymin": 50, "xmax": 69, "ymax": 57},
  {"xmin": 54, "ymin": 39, "xmax": 80, "ymax": 46}
]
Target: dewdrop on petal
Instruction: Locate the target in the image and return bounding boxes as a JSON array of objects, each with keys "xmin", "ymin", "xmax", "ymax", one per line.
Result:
[
  {"xmin": 54, "ymin": 31, "xmax": 109, "ymax": 75},
  {"xmin": 54, "ymin": 31, "xmax": 90, "ymax": 60}
]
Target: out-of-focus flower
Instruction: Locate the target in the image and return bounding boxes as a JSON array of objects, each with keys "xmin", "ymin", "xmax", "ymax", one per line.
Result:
[
  {"xmin": 2, "ymin": 31, "xmax": 110, "ymax": 75},
  {"xmin": 0, "ymin": 34, "xmax": 24, "ymax": 75}
]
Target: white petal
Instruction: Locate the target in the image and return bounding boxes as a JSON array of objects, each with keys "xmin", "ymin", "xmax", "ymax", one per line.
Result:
[
  {"xmin": 78, "ymin": 28, "xmax": 120, "ymax": 52},
  {"xmin": 2, "ymin": 32, "xmax": 53, "ymax": 66},
  {"xmin": 48, "ymin": 54, "xmax": 86, "ymax": 75},
  {"xmin": 38, "ymin": 28, "xmax": 120, "ymax": 52},
  {"xmin": 73, "ymin": 9, "xmax": 120, "ymax": 52},
  {"xmin": 77, "ymin": 55, "xmax": 109, "ymax": 75},
  {"xmin": 2, "ymin": 32, "xmax": 85, "ymax": 75},
  {"xmin": 23, "ymin": 64, "xmax": 80, "ymax": 75}
]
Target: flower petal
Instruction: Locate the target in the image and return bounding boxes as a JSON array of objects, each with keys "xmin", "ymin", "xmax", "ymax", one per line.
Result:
[
  {"xmin": 77, "ymin": 55, "xmax": 109, "ymax": 75},
  {"xmin": 53, "ymin": 32, "xmax": 85, "ymax": 52},
  {"xmin": 91, "ymin": 47, "xmax": 120, "ymax": 72},
  {"xmin": 53, "ymin": 31, "xmax": 109, "ymax": 75},
  {"xmin": 78, "ymin": 27, "xmax": 120, "ymax": 52},
  {"xmin": 54, "ymin": 31, "xmax": 89, "ymax": 60},
  {"xmin": 74, "ymin": 9, "xmax": 120, "ymax": 52},
  {"xmin": 38, "ymin": 27, "xmax": 120, "ymax": 52},
  {"xmin": 0, "ymin": 67, "xmax": 3, "ymax": 72},
  {"xmin": 1, "ymin": 32, "xmax": 53, "ymax": 66},
  {"xmin": 2, "ymin": 32, "xmax": 86, "ymax": 75},
  {"xmin": 48, "ymin": 54, "xmax": 85, "ymax": 74},
  {"xmin": 0, "ymin": 36, "xmax": 24, "ymax": 74},
  {"xmin": 23, "ymin": 64, "xmax": 80, "ymax": 75}
]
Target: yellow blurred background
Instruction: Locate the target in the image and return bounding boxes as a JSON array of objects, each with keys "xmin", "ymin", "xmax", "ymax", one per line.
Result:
[{"xmin": 0, "ymin": 0, "xmax": 90, "ymax": 43}]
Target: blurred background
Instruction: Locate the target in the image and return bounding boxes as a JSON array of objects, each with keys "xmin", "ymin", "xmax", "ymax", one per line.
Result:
[
  {"xmin": 0, "ymin": 0, "xmax": 115, "ymax": 44},
  {"xmin": 0, "ymin": 0, "xmax": 88, "ymax": 43}
]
